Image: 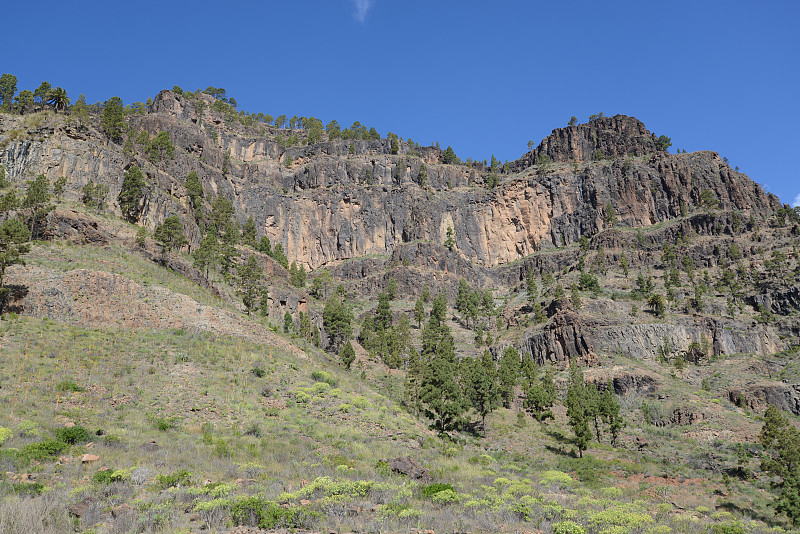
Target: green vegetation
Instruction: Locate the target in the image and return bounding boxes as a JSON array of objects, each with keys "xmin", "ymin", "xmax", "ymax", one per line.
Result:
[
  {"xmin": 153, "ymin": 215, "xmax": 188, "ymax": 254},
  {"xmin": 118, "ymin": 166, "xmax": 146, "ymax": 222}
]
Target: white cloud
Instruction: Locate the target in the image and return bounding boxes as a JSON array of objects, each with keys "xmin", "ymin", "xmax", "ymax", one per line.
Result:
[
  {"xmin": 351, "ymin": 0, "xmax": 373, "ymax": 22},
  {"xmin": 793, "ymin": 193, "xmax": 800, "ymax": 208}
]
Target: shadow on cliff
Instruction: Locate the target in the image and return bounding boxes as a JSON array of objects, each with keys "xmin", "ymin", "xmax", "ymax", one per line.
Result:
[{"xmin": 0, "ymin": 284, "xmax": 29, "ymax": 315}]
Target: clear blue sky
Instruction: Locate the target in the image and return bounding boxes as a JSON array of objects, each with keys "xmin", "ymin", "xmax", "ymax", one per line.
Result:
[{"xmin": 3, "ymin": 1, "xmax": 799, "ymax": 205}]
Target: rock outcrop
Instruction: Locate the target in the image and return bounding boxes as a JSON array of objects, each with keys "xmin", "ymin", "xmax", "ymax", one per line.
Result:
[
  {"xmin": 514, "ymin": 311, "xmax": 597, "ymax": 368},
  {"xmin": 728, "ymin": 382, "xmax": 800, "ymax": 415},
  {"xmin": 514, "ymin": 115, "xmax": 663, "ymax": 166}
]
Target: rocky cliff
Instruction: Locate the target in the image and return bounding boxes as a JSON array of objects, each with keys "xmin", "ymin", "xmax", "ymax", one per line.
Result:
[{"xmin": 0, "ymin": 92, "xmax": 781, "ymax": 271}]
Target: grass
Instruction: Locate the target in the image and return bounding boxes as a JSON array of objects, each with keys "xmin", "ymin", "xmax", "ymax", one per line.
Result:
[
  {"xmin": 27, "ymin": 240, "xmax": 231, "ymax": 309},
  {"xmin": 5, "ymin": 313, "xmax": 779, "ymax": 533}
]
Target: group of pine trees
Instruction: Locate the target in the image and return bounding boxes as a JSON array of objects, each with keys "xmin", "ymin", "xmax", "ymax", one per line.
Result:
[
  {"xmin": 0, "ymin": 167, "xmax": 44, "ymax": 311},
  {"xmin": 337, "ymin": 282, "xmax": 625, "ymax": 448}
]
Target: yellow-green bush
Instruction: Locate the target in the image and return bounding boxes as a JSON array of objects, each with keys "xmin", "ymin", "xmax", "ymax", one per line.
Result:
[
  {"xmin": 553, "ymin": 520, "xmax": 587, "ymax": 534},
  {"xmin": 588, "ymin": 503, "xmax": 653, "ymax": 530},
  {"xmin": 539, "ymin": 470, "xmax": 574, "ymax": 485},
  {"xmin": 0, "ymin": 426, "xmax": 12, "ymax": 445}
]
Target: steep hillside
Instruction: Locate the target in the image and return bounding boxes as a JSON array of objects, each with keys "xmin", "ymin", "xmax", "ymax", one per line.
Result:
[{"xmin": 1, "ymin": 87, "xmax": 799, "ymax": 534}]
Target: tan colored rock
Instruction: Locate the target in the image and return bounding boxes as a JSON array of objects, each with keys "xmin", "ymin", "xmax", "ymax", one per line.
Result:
[{"xmin": 81, "ymin": 454, "xmax": 99, "ymax": 463}]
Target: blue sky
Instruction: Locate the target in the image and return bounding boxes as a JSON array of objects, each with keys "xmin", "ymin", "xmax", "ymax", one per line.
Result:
[{"xmin": 3, "ymin": 1, "xmax": 798, "ymax": 205}]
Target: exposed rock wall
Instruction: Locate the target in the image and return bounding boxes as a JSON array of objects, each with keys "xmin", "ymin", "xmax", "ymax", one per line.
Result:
[
  {"xmin": 508, "ymin": 313, "xmax": 781, "ymax": 369},
  {"xmin": 728, "ymin": 382, "xmax": 800, "ymax": 415},
  {"xmin": 0, "ymin": 98, "xmax": 781, "ymax": 272}
]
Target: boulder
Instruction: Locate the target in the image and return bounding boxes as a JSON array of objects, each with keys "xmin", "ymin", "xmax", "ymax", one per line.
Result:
[
  {"xmin": 69, "ymin": 496, "xmax": 99, "ymax": 517},
  {"xmin": 386, "ymin": 456, "xmax": 432, "ymax": 483}
]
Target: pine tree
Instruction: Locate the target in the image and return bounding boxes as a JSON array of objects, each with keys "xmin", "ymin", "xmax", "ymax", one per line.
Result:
[
  {"xmin": 526, "ymin": 271, "xmax": 538, "ymax": 303},
  {"xmin": 760, "ymin": 405, "xmax": 800, "ymax": 525},
  {"xmin": 241, "ymin": 216, "xmax": 257, "ymax": 248},
  {"xmin": 135, "ymin": 226, "xmax": 147, "ymax": 248},
  {"xmin": 102, "ymin": 96, "xmax": 125, "ymax": 142},
  {"xmin": 219, "ymin": 220, "xmax": 239, "ymax": 274},
  {"xmin": 571, "ymin": 285, "xmax": 582, "ymax": 309},
  {"xmin": 340, "ymin": 341, "xmax": 356, "ymax": 370},
  {"xmin": 23, "ymin": 174, "xmax": 52, "ymax": 239},
  {"xmin": 465, "ymin": 351, "xmax": 500, "ymax": 435},
  {"xmin": 0, "ymin": 218, "xmax": 31, "ymax": 307},
  {"xmin": 310, "ymin": 268, "xmax": 332, "ymax": 300},
  {"xmin": 323, "ymin": 290, "xmax": 354, "ymax": 351},
  {"xmin": 119, "ymin": 166, "xmax": 146, "ymax": 222},
  {"xmin": 257, "ymin": 236, "xmax": 271, "ymax": 256},
  {"xmin": 283, "ymin": 311, "xmax": 295, "ymax": 333},
  {"xmin": 421, "ymin": 284, "xmax": 431, "ymax": 303},
  {"xmin": 153, "ymin": 216, "xmax": 187, "ymax": 255},
  {"xmin": 0, "ymin": 74, "xmax": 17, "ymax": 112},
  {"xmin": 599, "ymin": 389, "xmax": 624, "ymax": 446},
  {"xmin": 414, "ymin": 297, "xmax": 425, "ymax": 327},
  {"xmin": 565, "ymin": 362, "xmax": 594, "ymax": 457},
  {"xmin": 185, "ymin": 171, "xmax": 204, "ymax": 220},
  {"xmin": 146, "ymin": 131, "xmax": 174, "ymax": 162},
  {"xmin": 456, "ymin": 278, "xmax": 471, "ymax": 316},
  {"xmin": 53, "ymin": 176, "xmax": 67, "ymax": 199},
  {"xmin": 554, "ymin": 284, "xmax": 566, "ymax": 302},
  {"xmin": 403, "ymin": 347, "xmax": 423, "ymax": 415},
  {"xmin": 444, "ymin": 226, "xmax": 455, "ymax": 250},
  {"xmin": 419, "ymin": 292, "xmax": 467, "ymax": 434},
  {"xmin": 297, "ymin": 312, "xmax": 311, "ymax": 340},
  {"xmin": 193, "ymin": 225, "xmax": 220, "ymax": 277},
  {"xmin": 498, "ymin": 347, "xmax": 521, "ymax": 408},
  {"xmin": 272, "ymin": 243, "xmax": 289, "ymax": 269},
  {"xmin": 524, "ymin": 365, "xmax": 556, "ymax": 421},
  {"xmin": 210, "ymin": 196, "xmax": 235, "ymax": 231},
  {"xmin": 237, "ymin": 255, "xmax": 264, "ymax": 314}
]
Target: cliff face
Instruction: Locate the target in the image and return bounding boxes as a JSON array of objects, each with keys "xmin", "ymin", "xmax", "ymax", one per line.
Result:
[{"xmin": 0, "ymin": 93, "xmax": 780, "ymax": 271}]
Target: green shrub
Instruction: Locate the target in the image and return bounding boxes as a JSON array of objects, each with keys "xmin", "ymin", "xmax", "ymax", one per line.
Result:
[
  {"xmin": 54, "ymin": 425, "xmax": 90, "ymax": 444},
  {"xmin": 156, "ymin": 469, "xmax": 193, "ymax": 489},
  {"xmin": 230, "ymin": 496, "xmax": 318, "ymax": 529},
  {"xmin": 214, "ymin": 438, "xmax": 230, "ymax": 458},
  {"xmin": 16, "ymin": 420, "xmax": 40, "ymax": 438},
  {"xmin": 251, "ymin": 366, "xmax": 266, "ymax": 378},
  {"xmin": 421, "ymin": 483, "xmax": 455, "ymax": 498},
  {"xmin": 0, "ymin": 426, "xmax": 12, "ymax": 445},
  {"xmin": 539, "ymin": 470, "xmax": 574, "ymax": 485},
  {"xmin": 553, "ymin": 520, "xmax": 587, "ymax": 534},
  {"xmin": 711, "ymin": 523, "xmax": 746, "ymax": 534},
  {"xmin": 468, "ymin": 454, "xmax": 496, "ymax": 465},
  {"xmin": 56, "ymin": 379, "xmax": 85, "ymax": 392},
  {"xmin": 150, "ymin": 415, "xmax": 179, "ymax": 431},
  {"xmin": 93, "ymin": 468, "xmax": 132, "ymax": 484},
  {"xmin": 10, "ymin": 481, "xmax": 45, "ymax": 496},
  {"xmin": 431, "ymin": 488, "xmax": 459, "ymax": 504},
  {"xmin": 19, "ymin": 439, "xmax": 68, "ymax": 462},
  {"xmin": 378, "ymin": 501, "xmax": 413, "ymax": 517},
  {"xmin": 311, "ymin": 370, "xmax": 337, "ymax": 387}
]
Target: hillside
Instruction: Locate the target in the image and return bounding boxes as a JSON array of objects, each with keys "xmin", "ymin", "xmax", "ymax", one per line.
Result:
[{"xmin": 0, "ymin": 86, "xmax": 799, "ymax": 534}]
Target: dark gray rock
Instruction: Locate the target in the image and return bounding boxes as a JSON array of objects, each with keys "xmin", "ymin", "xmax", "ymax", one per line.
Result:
[{"xmin": 386, "ymin": 456, "xmax": 432, "ymax": 483}]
